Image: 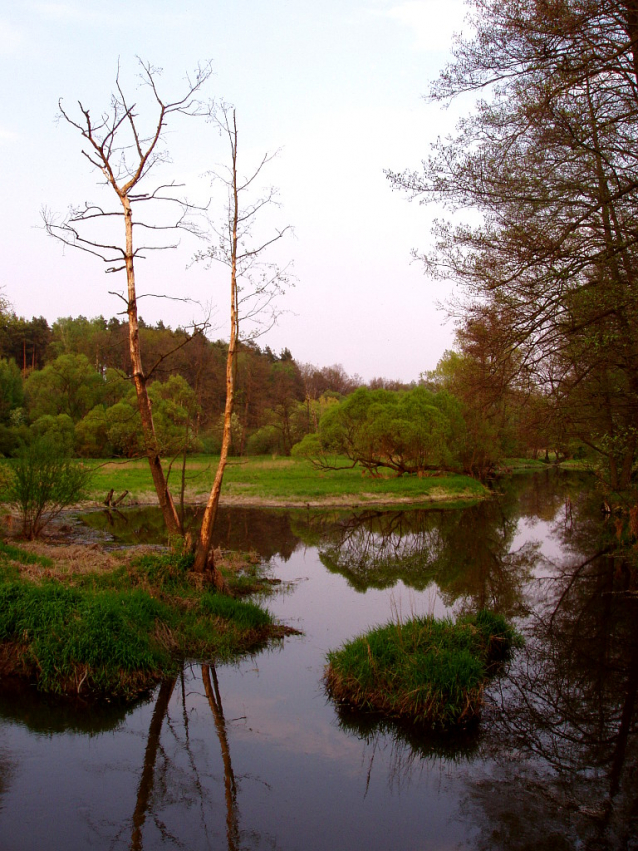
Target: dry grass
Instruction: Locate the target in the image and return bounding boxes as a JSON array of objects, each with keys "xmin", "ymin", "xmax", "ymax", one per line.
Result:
[{"xmin": 4, "ymin": 542, "xmax": 165, "ymax": 585}]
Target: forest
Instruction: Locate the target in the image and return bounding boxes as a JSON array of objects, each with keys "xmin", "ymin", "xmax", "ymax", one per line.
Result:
[{"xmin": 0, "ymin": 308, "xmax": 577, "ymax": 476}]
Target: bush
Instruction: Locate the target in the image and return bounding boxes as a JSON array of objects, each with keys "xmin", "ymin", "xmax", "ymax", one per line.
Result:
[
  {"xmin": 245, "ymin": 425, "xmax": 282, "ymax": 455},
  {"xmin": 5, "ymin": 436, "xmax": 93, "ymax": 538}
]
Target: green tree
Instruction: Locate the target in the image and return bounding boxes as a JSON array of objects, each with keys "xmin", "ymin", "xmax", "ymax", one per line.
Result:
[
  {"xmin": 30, "ymin": 414, "xmax": 75, "ymax": 455},
  {"xmin": 0, "ymin": 358, "xmax": 24, "ymax": 423},
  {"xmin": 389, "ymin": 0, "xmax": 638, "ymax": 490},
  {"xmin": 5, "ymin": 436, "xmax": 93, "ymax": 538},
  {"xmin": 296, "ymin": 386, "xmax": 463, "ymax": 476},
  {"xmin": 24, "ymin": 353, "xmax": 105, "ymax": 423}
]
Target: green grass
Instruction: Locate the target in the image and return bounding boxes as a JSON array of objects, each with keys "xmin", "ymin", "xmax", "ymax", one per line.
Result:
[
  {"xmin": 325, "ymin": 610, "xmax": 522, "ymax": 729},
  {"xmin": 0, "ymin": 546, "xmax": 287, "ymax": 698},
  {"xmin": 82, "ymin": 454, "xmax": 487, "ymax": 506},
  {"xmin": 0, "ymin": 540, "xmax": 54, "ymax": 567},
  {"xmin": 502, "ymin": 456, "xmax": 592, "ymax": 472}
]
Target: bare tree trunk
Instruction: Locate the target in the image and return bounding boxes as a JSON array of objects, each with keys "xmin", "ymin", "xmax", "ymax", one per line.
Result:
[
  {"xmin": 193, "ymin": 113, "xmax": 239, "ymax": 582},
  {"xmin": 122, "ymin": 196, "xmax": 181, "ymax": 537},
  {"xmin": 49, "ymin": 61, "xmax": 213, "ymax": 543},
  {"xmin": 190, "ymin": 107, "xmax": 290, "ymax": 582}
]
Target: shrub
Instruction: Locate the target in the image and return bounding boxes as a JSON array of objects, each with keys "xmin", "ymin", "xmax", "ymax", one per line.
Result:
[{"xmin": 5, "ymin": 436, "xmax": 93, "ymax": 538}]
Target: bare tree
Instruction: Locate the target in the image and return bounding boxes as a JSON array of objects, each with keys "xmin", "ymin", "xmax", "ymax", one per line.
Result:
[
  {"xmin": 44, "ymin": 59, "xmax": 212, "ymax": 536},
  {"xmin": 192, "ymin": 105, "xmax": 292, "ymax": 579}
]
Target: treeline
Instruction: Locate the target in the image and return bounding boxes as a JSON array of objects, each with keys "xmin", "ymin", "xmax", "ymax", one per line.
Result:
[
  {"xmin": 0, "ymin": 311, "xmax": 568, "ymax": 474},
  {"xmin": 0, "ymin": 312, "xmax": 414, "ymax": 459}
]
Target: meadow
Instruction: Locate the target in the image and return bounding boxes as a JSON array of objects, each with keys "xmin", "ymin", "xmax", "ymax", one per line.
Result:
[{"xmin": 85, "ymin": 454, "xmax": 488, "ymax": 508}]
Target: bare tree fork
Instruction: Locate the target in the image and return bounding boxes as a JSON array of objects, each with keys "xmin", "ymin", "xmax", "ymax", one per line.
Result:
[
  {"xmin": 192, "ymin": 106, "xmax": 293, "ymax": 580},
  {"xmin": 44, "ymin": 59, "xmax": 213, "ymax": 536}
]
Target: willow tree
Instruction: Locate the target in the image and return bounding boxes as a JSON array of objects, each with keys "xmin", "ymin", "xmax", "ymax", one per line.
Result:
[
  {"xmin": 44, "ymin": 59, "xmax": 212, "ymax": 534},
  {"xmin": 389, "ymin": 0, "xmax": 638, "ymax": 488},
  {"xmin": 192, "ymin": 106, "xmax": 292, "ymax": 578}
]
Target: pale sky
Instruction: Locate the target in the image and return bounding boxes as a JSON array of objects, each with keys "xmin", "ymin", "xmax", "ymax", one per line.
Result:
[{"xmin": 1, "ymin": 0, "xmax": 470, "ymax": 382}]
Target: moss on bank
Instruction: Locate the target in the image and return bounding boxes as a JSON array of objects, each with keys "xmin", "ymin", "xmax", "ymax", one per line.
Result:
[
  {"xmin": 0, "ymin": 544, "xmax": 292, "ymax": 698},
  {"xmin": 325, "ymin": 610, "xmax": 522, "ymax": 729}
]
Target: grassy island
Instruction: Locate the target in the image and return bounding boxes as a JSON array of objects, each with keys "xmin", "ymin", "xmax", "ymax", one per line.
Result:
[
  {"xmin": 325, "ymin": 610, "xmax": 522, "ymax": 728},
  {"xmin": 0, "ymin": 541, "xmax": 292, "ymax": 698}
]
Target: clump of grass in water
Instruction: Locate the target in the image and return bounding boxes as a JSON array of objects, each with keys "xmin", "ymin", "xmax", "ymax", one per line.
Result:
[
  {"xmin": 0, "ymin": 547, "xmax": 285, "ymax": 698},
  {"xmin": 325, "ymin": 610, "xmax": 523, "ymax": 728}
]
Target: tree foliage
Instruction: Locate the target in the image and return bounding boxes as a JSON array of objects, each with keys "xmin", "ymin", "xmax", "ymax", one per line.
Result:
[
  {"xmin": 389, "ymin": 0, "xmax": 638, "ymax": 489},
  {"xmin": 294, "ymin": 387, "xmax": 464, "ymax": 476}
]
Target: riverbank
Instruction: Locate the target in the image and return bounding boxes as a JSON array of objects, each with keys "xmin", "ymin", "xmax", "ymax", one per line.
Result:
[
  {"xmin": 0, "ymin": 541, "xmax": 294, "ymax": 698},
  {"xmin": 82, "ymin": 455, "xmax": 489, "ymax": 510}
]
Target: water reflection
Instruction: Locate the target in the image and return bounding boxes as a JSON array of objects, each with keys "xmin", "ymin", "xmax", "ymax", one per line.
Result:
[
  {"xmin": 80, "ymin": 506, "xmax": 303, "ymax": 562},
  {"xmin": 125, "ymin": 666, "xmax": 274, "ymax": 851},
  {"xmin": 3, "ymin": 470, "xmax": 635, "ymax": 849},
  {"xmin": 316, "ymin": 474, "xmax": 637, "ymax": 850},
  {"xmin": 80, "ymin": 474, "xmax": 581, "ymax": 618},
  {"xmin": 464, "ymin": 551, "xmax": 638, "ymax": 851}
]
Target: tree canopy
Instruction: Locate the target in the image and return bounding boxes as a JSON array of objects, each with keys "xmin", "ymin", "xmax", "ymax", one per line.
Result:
[{"xmin": 389, "ymin": 0, "xmax": 638, "ymax": 489}]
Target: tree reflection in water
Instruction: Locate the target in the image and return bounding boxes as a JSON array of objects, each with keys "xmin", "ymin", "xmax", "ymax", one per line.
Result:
[
  {"xmin": 470, "ymin": 550, "xmax": 638, "ymax": 851},
  {"xmin": 202, "ymin": 664, "xmax": 240, "ymax": 851},
  {"xmin": 326, "ymin": 473, "xmax": 638, "ymax": 850},
  {"xmin": 316, "ymin": 497, "xmax": 538, "ymax": 618},
  {"xmin": 125, "ymin": 666, "xmax": 275, "ymax": 851}
]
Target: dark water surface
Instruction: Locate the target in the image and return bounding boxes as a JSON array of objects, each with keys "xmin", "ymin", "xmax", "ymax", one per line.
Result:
[{"xmin": 1, "ymin": 471, "xmax": 637, "ymax": 850}]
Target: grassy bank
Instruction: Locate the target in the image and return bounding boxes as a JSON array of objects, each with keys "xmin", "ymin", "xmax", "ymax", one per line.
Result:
[
  {"xmin": 0, "ymin": 542, "xmax": 291, "ymax": 698},
  {"xmin": 83, "ymin": 455, "xmax": 488, "ymax": 508},
  {"xmin": 325, "ymin": 610, "xmax": 522, "ymax": 728}
]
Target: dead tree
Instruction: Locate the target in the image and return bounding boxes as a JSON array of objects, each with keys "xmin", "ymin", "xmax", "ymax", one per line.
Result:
[
  {"xmin": 44, "ymin": 59, "xmax": 212, "ymax": 537},
  {"xmin": 192, "ymin": 105, "xmax": 292, "ymax": 579}
]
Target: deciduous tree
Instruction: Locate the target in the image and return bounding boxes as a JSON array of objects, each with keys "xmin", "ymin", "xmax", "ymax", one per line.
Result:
[
  {"xmin": 44, "ymin": 59, "xmax": 212, "ymax": 535},
  {"xmin": 192, "ymin": 106, "xmax": 292, "ymax": 578},
  {"xmin": 388, "ymin": 0, "xmax": 638, "ymax": 489}
]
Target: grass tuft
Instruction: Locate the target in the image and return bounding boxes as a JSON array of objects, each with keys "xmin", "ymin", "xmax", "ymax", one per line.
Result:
[
  {"xmin": 0, "ymin": 548, "xmax": 284, "ymax": 698},
  {"xmin": 325, "ymin": 610, "xmax": 522, "ymax": 729}
]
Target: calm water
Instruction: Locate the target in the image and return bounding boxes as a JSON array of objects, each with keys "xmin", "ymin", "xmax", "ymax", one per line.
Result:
[{"xmin": 1, "ymin": 471, "xmax": 636, "ymax": 850}]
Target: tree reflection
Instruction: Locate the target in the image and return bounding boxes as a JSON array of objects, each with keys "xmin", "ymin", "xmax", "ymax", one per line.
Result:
[
  {"xmin": 316, "ymin": 496, "xmax": 537, "ymax": 617},
  {"xmin": 126, "ymin": 665, "xmax": 275, "ymax": 851},
  {"xmin": 321, "ymin": 472, "xmax": 638, "ymax": 849},
  {"xmin": 202, "ymin": 664, "xmax": 240, "ymax": 851},
  {"xmin": 131, "ymin": 677, "xmax": 177, "ymax": 850},
  {"xmin": 465, "ymin": 549, "xmax": 638, "ymax": 850}
]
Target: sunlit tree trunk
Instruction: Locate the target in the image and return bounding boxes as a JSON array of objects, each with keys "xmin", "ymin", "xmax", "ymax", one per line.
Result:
[
  {"xmin": 193, "ymin": 114, "xmax": 239, "ymax": 582},
  {"xmin": 122, "ymin": 195, "xmax": 181, "ymax": 536}
]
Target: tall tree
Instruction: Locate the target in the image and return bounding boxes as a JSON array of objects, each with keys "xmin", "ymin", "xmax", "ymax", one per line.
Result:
[
  {"xmin": 44, "ymin": 60, "xmax": 212, "ymax": 534},
  {"xmin": 389, "ymin": 0, "xmax": 638, "ymax": 489},
  {"xmin": 192, "ymin": 106, "xmax": 292, "ymax": 578}
]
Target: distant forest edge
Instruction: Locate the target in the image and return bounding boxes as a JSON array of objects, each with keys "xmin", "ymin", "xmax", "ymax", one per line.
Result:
[{"xmin": 0, "ymin": 311, "xmax": 588, "ymax": 477}]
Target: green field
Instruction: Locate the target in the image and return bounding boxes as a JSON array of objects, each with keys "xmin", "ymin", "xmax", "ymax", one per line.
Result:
[{"xmin": 85, "ymin": 454, "xmax": 488, "ymax": 507}]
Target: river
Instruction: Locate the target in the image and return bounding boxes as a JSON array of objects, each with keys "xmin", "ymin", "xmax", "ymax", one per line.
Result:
[{"xmin": 0, "ymin": 470, "xmax": 636, "ymax": 850}]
